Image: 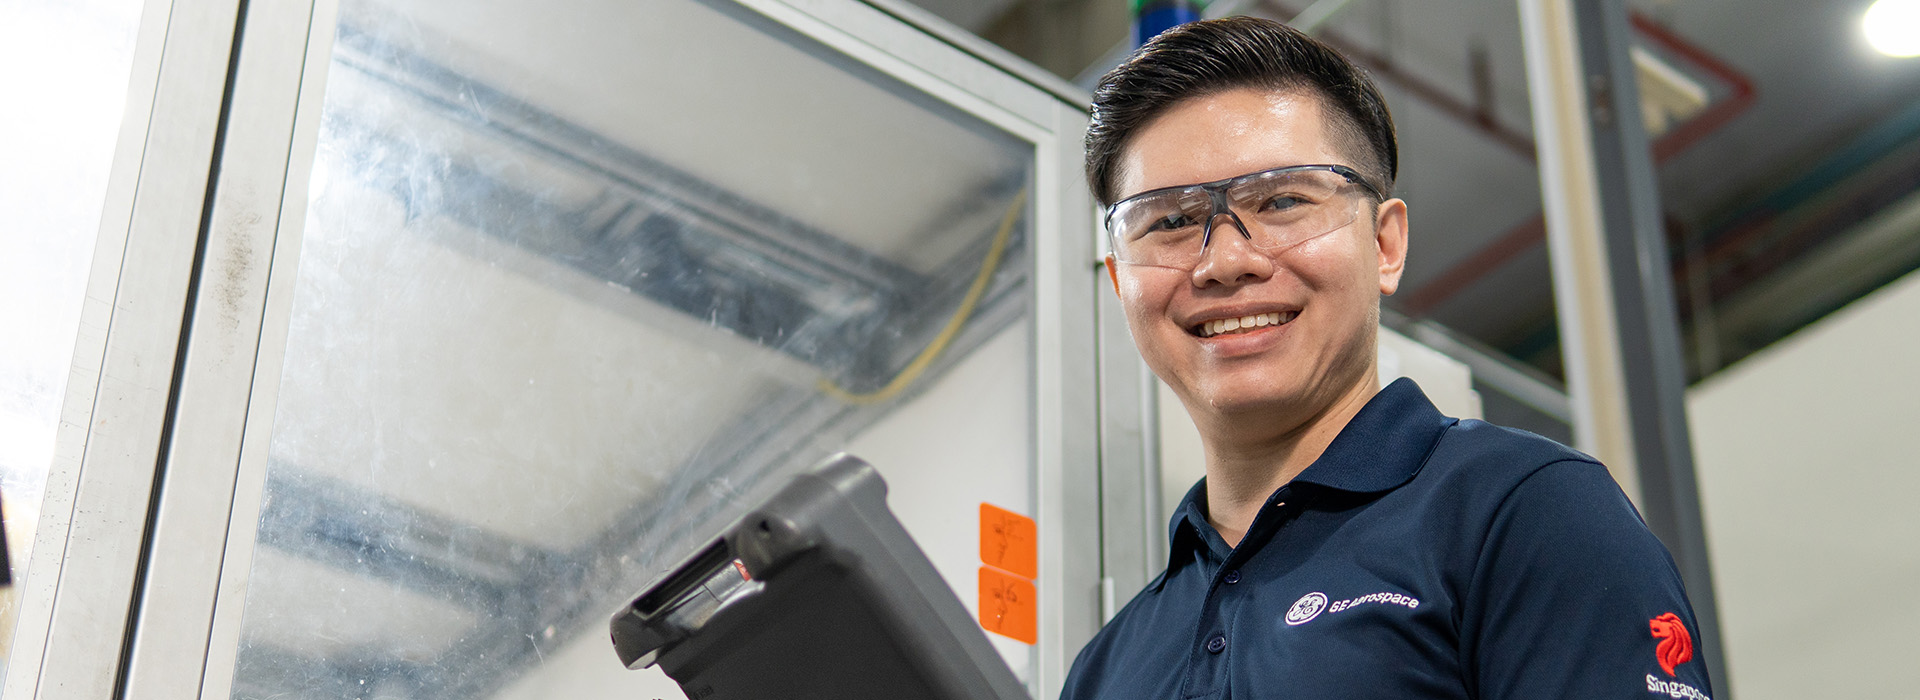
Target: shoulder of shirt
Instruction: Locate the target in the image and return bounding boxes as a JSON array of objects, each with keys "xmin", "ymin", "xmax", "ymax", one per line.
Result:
[
  {"xmin": 1065, "ymin": 567, "xmax": 1172, "ymax": 682},
  {"xmin": 1403, "ymin": 417, "xmax": 1636, "ymax": 524},
  {"xmin": 1421, "ymin": 417, "xmax": 1604, "ymax": 483},
  {"xmin": 1412, "ymin": 418, "xmax": 1653, "ymax": 546},
  {"xmin": 1099, "ymin": 568, "xmax": 1168, "ymax": 626}
]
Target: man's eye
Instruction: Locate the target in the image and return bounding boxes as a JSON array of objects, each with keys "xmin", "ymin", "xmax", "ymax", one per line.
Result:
[
  {"xmin": 1261, "ymin": 194, "xmax": 1309, "ymax": 212},
  {"xmin": 1147, "ymin": 213, "xmax": 1197, "ymax": 232}
]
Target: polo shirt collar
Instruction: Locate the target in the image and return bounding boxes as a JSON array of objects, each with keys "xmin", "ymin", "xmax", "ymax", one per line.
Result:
[
  {"xmin": 1161, "ymin": 378, "xmax": 1455, "ymax": 580},
  {"xmin": 1167, "ymin": 478, "xmax": 1225, "ymax": 564},
  {"xmin": 1289, "ymin": 377, "xmax": 1453, "ymax": 493}
]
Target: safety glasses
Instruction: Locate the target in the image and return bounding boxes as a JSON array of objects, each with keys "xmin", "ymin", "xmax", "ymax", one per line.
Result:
[{"xmin": 1105, "ymin": 164, "xmax": 1382, "ymax": 270}]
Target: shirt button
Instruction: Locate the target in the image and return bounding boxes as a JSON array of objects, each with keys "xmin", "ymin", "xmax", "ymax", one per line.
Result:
[
  {"xmin": 1223, "ymin": 570, "xmax": 1241, "ymax": 585},
  {"xmin": 1206, "ymin": 635, "xmax": 1227, "ymax": 654}
]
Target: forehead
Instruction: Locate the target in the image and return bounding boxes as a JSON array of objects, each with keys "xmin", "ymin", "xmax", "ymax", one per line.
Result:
[{"xmin": 1114, "ymin": 88, "xmax": 1344, "ymax": 199}]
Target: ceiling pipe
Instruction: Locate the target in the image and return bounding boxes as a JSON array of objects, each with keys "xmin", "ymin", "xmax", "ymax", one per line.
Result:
[{"xmin": 1631, "ymin": 13, "xmax": 1757, "ymax": 163}]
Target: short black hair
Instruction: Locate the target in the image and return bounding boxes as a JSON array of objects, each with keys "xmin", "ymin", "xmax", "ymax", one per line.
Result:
[{"xmin": 1086, "ymin": 16, "xmax": 1398, "ymax": 207}]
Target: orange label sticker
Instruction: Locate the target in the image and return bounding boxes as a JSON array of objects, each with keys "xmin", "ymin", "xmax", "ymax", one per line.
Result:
[
  {"xmin": 979, "ymin": 503, "xmax": 1037, "ymax": 579},
  {"xmin": 978, "ymin": 566, "xmax": 1038, "ymax": 644}
]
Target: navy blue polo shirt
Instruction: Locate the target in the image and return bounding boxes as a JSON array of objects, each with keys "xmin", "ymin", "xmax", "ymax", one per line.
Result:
[{"xmin": 1062, "ymin": 378, "xmax": 1714, "ymax": 700}]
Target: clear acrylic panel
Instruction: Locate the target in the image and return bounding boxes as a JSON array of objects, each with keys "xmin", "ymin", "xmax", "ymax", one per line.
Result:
[
  {"xmin": 0, "ymin": 0, "xmax": 145, "ymax": 682},
  {"xmin": 229, "ymin": 0, "xmax": 1038, "ymax": 697}
]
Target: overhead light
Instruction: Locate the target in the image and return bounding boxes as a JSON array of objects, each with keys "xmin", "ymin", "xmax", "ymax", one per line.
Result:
[{"xmin": 1864, "ymin": 0, "xmax": 1920, "ymax": 58}]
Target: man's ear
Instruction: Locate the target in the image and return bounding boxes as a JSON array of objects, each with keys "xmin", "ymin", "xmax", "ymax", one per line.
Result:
[
  {"xmin": 1106, "ymin": 254, "xmax": 1122, "ymax": 298},
  {"xmin": 1375, "ymin": 198, "xmax": 1409, "ymax": 296}
]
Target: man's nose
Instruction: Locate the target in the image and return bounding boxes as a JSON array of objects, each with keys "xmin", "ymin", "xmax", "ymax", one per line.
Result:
[{"xmin": 1190, "ymin": 211, "xmax": 1275, "ymax": 288}]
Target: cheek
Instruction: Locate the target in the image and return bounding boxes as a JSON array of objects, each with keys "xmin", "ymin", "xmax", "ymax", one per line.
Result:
[
  {"xmin": 1115, "ymin": 270, "xmax": 1189, "ymax": 361},
  {"xmin": 1116, "ymin": 268, "xmax": 1180, "ymax": 315},
  {"xmin": 1285, "ymin": 230, "xmax": 1377, "ymax": 292}
]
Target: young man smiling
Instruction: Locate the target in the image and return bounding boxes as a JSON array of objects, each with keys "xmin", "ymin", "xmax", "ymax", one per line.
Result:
[{"xmin": 1063, "ymin": 17, "xmax": 1714, "ymax": 700}]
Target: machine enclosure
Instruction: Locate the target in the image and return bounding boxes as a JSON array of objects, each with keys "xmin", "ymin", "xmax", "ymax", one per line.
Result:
[{"xmin": 609, "ymin": 453, "xmax": 1029, "ymax": 700}]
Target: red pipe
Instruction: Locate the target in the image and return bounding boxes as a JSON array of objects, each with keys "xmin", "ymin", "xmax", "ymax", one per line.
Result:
[
  {"xmin": 1400, "ymin": 215, "xmax": 1545, "ymax": 315},
  {"xmin": 1631, "ymin": 13, "xmax": 1758, "ymax": 163}
]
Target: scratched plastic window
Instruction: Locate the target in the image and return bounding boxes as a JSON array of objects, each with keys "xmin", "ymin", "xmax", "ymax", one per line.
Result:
[{"xmin": 229, "ymin": 0, "xmax": 1036, "ymax": 697}]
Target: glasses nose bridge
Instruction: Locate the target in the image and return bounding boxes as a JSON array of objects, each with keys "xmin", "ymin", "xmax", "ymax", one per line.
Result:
[{"xmin": 1198, "ymin": 184, "xmax": 1252, "ymax": 251}]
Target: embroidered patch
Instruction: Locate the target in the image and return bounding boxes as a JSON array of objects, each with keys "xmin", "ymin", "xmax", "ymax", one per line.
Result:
[
  {"xmin": 1648, "ymin": 612, "xmax": 1694, "ymax": 676},
  {"xmin": 1284, "ymin": 592, "xmax": 1328, "ymax": 625}
]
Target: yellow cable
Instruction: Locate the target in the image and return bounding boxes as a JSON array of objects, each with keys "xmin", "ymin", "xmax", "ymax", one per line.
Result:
[{"xmin": 818, "ymin": 189, "xmax": 1028, "ymax": 405}]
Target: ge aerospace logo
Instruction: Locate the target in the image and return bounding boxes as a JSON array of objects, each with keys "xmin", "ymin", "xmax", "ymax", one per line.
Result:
[
  {"xmin": 1284, "ymin": 592, "xmax": 1328, "ymax": 626},
  {"xmin": 1648, "ymin": 612, "xmax": 1694, "ymax": 676}
]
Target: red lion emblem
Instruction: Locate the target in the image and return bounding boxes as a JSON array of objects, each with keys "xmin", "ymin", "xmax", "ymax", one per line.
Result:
[{"xmin": 1648, "ymin": 612, "xmax": 1694, "ymax": 676}]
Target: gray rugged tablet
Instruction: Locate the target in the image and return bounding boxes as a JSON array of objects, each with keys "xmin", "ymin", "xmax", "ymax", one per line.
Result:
[{"xmin": 609, "ymin": 453, "xmax": 1029, "ymax": 700}]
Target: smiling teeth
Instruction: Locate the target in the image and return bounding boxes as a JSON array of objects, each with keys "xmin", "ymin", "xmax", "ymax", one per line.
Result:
[{"xmin": 1200, "ymin": 311, "xmax": 1295, "ymax": 338}]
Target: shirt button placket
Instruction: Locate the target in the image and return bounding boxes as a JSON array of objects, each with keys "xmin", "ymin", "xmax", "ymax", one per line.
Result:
[{"xmin": 1182, "ymin": 591, "xmax": 1234, "ymax": 697}]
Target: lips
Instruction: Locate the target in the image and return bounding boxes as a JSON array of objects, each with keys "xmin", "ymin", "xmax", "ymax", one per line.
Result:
[{"xmin": 1191, "ymin": 310, "xmax": 1299, "ymax": 338}]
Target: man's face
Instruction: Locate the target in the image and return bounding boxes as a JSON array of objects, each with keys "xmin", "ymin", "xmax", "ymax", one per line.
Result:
[{"xmin": 1108, "ymin": 88, "xmax": 1408, "ymax": 422}]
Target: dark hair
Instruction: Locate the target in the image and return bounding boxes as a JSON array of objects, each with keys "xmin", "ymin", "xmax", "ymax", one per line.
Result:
[{"xmin": 1086, "ymin": 16, "xmax": 1398, "ymax": 206}]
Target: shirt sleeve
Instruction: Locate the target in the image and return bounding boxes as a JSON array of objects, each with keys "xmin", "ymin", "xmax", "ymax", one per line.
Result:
[{"xmin": 1461, "ymin": 459, "xmax": 1716, "ymax": 700}]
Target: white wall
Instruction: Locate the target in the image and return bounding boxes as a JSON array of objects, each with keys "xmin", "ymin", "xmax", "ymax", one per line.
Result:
[{"xmin": 1687, "ymin": 268, "xmax": 1920, "ymax": 699}]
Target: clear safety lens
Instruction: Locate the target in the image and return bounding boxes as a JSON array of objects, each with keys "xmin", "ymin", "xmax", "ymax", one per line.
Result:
[{"xmin": 1108, "ymin": 166, "xmax": 1365, "ymax": 269}]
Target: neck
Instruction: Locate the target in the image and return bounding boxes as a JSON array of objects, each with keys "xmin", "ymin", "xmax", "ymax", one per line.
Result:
[{"xmin": 1197, "ymin": 370, "xmax": 1379, "ymax": 548}]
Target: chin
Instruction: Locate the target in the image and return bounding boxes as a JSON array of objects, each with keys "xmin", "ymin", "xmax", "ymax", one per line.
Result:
[{"xmin": 1192, "ymin": 376, "xmax": 1309, "ymax": 416}]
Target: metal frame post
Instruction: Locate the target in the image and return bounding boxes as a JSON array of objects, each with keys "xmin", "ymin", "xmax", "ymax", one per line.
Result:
[
  {"xmin": 1094, "ymin": 259, "xmax": 1159, "ymax": 623},
  {"xmin": 2, "ymin": 0, "xmax": 249, "ymax": 697},
  {"xmin": 121, "ymin": 0, "xmax": 330, "ymax": 696},
  {"xmin": 1519, "ymin": 0, "xmax": 1727, "ymax": 691}
]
